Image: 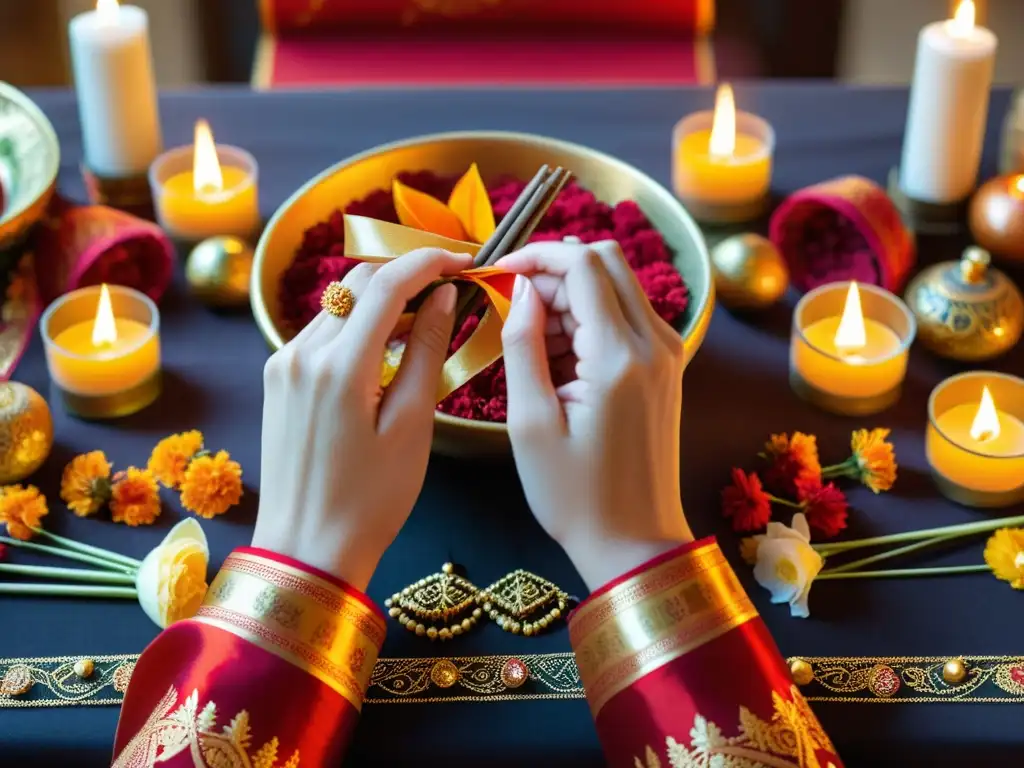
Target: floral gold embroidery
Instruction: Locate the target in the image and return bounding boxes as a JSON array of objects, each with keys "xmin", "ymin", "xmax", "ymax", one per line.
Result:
[
  {"xmin": 634, "ymin": 685, "xmax": 837, "ymax": 768},
  {"xmin": 111, "ymin": 686, "xmax": 300, "ymax": 768}
]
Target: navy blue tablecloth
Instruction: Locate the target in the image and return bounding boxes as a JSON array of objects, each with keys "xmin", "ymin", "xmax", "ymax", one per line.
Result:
[{"xmin": 1, "ymin": 85, "xmax": 1022, "ymax": 767}]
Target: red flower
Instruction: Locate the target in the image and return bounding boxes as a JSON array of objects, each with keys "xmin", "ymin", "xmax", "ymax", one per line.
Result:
[
  {"xmin": 797, "ymin": 478, "xmax": 849, "ymax": 539},
  {"xmin": 0, "ymin": 543, "xmax": 6, "ymax": 561},
  {"xmin": 721, "ymin": 469, "xmax": 772, "ymax": 532},
  {"xmin": 762, "ymin": 432, "xmax": 822, "ymax": 496}
]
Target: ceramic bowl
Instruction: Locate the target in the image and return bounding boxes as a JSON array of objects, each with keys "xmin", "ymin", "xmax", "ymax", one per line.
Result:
[
  {"xmin": 253, "ymin": 131, "xmax": 714, "ymax": 457},
  {"xmin": 0, "ymin": 82, "xmax": 59, "ymax": 252}
]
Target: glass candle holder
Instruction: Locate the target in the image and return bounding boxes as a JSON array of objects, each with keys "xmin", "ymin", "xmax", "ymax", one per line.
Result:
[
  {"xmin": 149, "ymin": 144, "xmax": 259, "ymax": 242},
  {"xmin": 790, "ymin": 282, "xmax": 916, "ymax": 415},
  {"xmin": 927, "ymin": 371, "xmax": 1024, "ymax": 508},
  {"xmin": 40, "ymin": 285, "xmax": 161, "ymax": 419},
  {"xmin": 672, "ymin": 110, "xmax": 775, "ymax": 224}
]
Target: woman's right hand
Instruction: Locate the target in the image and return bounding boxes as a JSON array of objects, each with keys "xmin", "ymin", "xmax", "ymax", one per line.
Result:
[{"xmin": 497, "ymin": 241, "xmax": 694, "ymax": 591}]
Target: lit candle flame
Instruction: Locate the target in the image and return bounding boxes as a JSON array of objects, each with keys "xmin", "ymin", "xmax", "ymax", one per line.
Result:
[
  {"xmin": 96, "ymin": 0, "xmax": 119, "ymax": 22},
  {"xmin": 709, "ymin": 83, "xmax": 736, "ymax": 159},
  {"xmin": 1014, "ymin": 175, "xmax": 1024, "ymax": 195},
  {"xmin": 834, "ymin": 282, "xmax": 867, "ymax": 352},
  {"xmin": 193, "ymin": 119, "xmax": 224, "ymax": 196},
  {"xmin": 969, "ymin": 385, "xmax": 1001, "ymax": 442},
  {"xmin": 950, "ymin": 0, "xmax": 975, "ymax": 37},
  {"xmin": 91, "ymin": 284, "xmax": 118, "ymax": 347}
]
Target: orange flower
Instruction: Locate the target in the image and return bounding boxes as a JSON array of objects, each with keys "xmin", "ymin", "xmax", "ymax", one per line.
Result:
[
  {"xmin": 148, "ymin": 430, "xmax": 205, "ymax": 489},
  {"xmin": 180, "ymin": 450, "xmax": 243, "ymax": 519},
  {"xmin": 110, "ymin": 468, "xmax": 162, "ymax": 527},
  {"xmin": 761, "ymin": 432, "xmax": 822, "ymax": 496},
  {"xmin": 0, "ymin": 485, "xmax": 48, "ymax": 541},
  {"xmin": 739, "ymin": 536, "xmax": 764, "ymax": 565},
  {"xmin": 60, "ymin": 451, "xmax": 112, "ymax": 518},
  {"xmin": 393, "ymin": 164, "xmax": 496, "ymax": 244},
  {"xmin": 823, "ymin": 428, "xmax": 897, "ymax": 493}
]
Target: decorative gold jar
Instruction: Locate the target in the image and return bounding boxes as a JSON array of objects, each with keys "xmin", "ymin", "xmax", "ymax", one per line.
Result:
[
  {"xmin": 904, "ymin": 247, "xmax": 1023, "ymax": 362},
  {"xmin": 252, "ymin": 131, "xmax": 714, "ymax": 457}
]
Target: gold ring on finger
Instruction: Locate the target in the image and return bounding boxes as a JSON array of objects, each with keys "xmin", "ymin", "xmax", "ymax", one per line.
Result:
[{"xmin": 321, "ymin": 281, "xmax": 356, "ymax": 318}]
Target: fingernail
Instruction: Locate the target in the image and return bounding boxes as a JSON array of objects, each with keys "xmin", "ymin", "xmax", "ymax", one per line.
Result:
[
  {"xmin": 439, "ymin": 282, "xmax": 457, "ymax": 314},
  {"xmin": 512, "ymin": 274, "xmax": 528, "ymax": 303}
]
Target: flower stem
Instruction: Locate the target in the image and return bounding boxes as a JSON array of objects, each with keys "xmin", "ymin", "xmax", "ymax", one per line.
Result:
[
  {"xmin": 0, "ymin": 536, "xmax": 137, "ymax": 575},
  {"xmin": 768, "ymin": 495, "xmax": 803, "ymax": 509},
  {"xmin": 812, "ymin": 514, "xmax": 1024, "ymax": 555},
  {"xmin": 32, "ymin": 529, "xmax": 142, "ymax": 569},
  {"xmin": 821, "ymin": 535, "xmax": 962, "ymax": 575},
  {"xmin": 817, "ymin": 564, "xmax": 988, "ymax": 580},
  {"xmin": 0, "ymin": 583, "xmax": 138, "ymax": 598},
  {"xmin": 0, "ymin": 563, "xmax": 137, "ymax": 585}
]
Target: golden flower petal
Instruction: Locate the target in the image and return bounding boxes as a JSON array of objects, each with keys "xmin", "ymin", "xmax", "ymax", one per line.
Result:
[
  {"xmin": 393, "ymin": 180, "xmax": 467, "ymax": 241},
  {"xmin": 447, "ymin": 162, "xmax": 496, "ymax": 243}
]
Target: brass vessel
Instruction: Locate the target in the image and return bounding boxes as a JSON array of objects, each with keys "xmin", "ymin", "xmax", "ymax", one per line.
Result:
[
  {"xmin": 252, "ymin": 131, "xmax": 714, "ymax": 457},
  {"xmin": 904, "ymin": 247, "xmax": 1023, "ymax": 361}
]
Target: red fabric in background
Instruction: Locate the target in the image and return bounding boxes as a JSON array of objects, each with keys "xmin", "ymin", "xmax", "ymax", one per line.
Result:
[
  {"xmin": 261, "ymin": 0, "xmax": 710, "ymax": 34},
  {"xmin": 264, "ymin": 36, "xmax": 710, "ymax": 87}
]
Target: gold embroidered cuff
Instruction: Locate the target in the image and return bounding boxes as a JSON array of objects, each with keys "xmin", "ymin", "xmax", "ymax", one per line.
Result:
[
  {"xmin": 569, "ymin": 540, "xmax": 758, "ymax": 716},
  {"xmin": 194, "ymin": 551, "xmax": 387, "ymax": 712}
]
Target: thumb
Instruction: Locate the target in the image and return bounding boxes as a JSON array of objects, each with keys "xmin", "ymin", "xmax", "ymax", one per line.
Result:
[
  {"xmin": 380, "ymin": 281, "xmax": 457, "ymax": 427},
  {"xmin": 502, "ymin": 275, "xmax": 563, "ymax": 437}
]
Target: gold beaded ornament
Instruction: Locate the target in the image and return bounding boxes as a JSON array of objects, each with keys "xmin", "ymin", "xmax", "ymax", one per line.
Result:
[
  {"xmin": 320, "ymin": 281, "xmax": 355, "ymax": 318},
  {"xmin": 385, "ymin": 563, "xmax": 484, "ymax": 641},
  {"xmin": 385, "ymin": 564, "xmax": 573, "ymax": 640}
]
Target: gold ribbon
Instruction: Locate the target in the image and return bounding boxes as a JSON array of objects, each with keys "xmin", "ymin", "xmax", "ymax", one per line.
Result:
[{"xmin": 343, "ymin": 215, "xmax": 513, "ymax": 402}]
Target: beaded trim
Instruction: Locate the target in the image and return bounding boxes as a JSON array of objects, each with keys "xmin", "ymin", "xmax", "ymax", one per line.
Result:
[
  {"xmin": 7, "ymin": 653, "xmax": 1024, "ymax": 708},
  {"xmin": 787, "ymin": 655, "xmax": 1024, "ymax": 703}
]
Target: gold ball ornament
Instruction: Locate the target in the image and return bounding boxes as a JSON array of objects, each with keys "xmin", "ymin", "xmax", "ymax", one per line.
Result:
[
  {"xmin": 711, "ymin": 233, "xmax": 789, "ymax": 310},
  {"xmin": 186, "ymin": 236, "xmax": 253, "ymax": 307},
  {"xmin": 0, "ymin": 381, "xmax": 53, "ymax": 484},
  {"xmin": 904, "ymin": 247, "xmax": 1023, "ymax": 361},
  {"xmin": 789, "ymin": 658, "xmax": 814, "ymax": 686},
  {"xmin": 942, "ymin": 658, "xmax": 967, "ymax": 684}
]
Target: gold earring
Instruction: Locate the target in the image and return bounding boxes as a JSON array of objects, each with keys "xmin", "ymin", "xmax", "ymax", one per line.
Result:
[
  {"xmin": 476, "ymin": 570, "xmax": 570, "ymax": 637},
  {"xmin": 384, "ymin": 563, "xmax": 483, "ymax": 641}
]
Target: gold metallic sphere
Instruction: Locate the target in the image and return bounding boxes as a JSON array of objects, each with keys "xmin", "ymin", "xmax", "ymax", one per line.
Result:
[
  {"xmin": 968, "ymin": 174, "xmax": 1024, "ymax": 264},
  {"xmin": 186, "ymin": 236, "xmax": 253, "ymax": 307},
  {"xmin": 711, "ymin": 233, "xmax": 789, "ymax": 310},
  {"xmin": 0, "ymin": 381, "xmax": 53, "ymax": 484},
  {"xmin": 942, "ymin": 658, "xmax": 967, "ymax": 684},
  {"xmin": 789, "ymin": 658, "xmax": 814, "ymax": 686},
  {"xmin": 904, "ymin": 246, "xmax": 1023, "ymax": 361}
]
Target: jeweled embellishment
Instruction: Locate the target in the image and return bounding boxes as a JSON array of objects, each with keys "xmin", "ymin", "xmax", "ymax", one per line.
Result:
[
  {"xmin": 942, "ymin": 658, "xmax": 967, "ymax": 684},
  {"xmin": 789, "ymin": 658, "xmax": 814, "ymax": 686},
  {"xmin": 0, "ymin": 664, "xmax": 32, "ymax": 696},
  {"xmin": 477, "ymin": 569, "xmax": 570, "ymax": 637},
  {"xmin": 429, "ymin": 660, "xmax": 460, "ymax": 689},
  {"xmin": 74, "ymin": 658, "xmax": 95, "ymax": 679},
  {"xmin": 867, "ymin": 664, "xmax": 900, "ymax": 697},
  {"xmin": 112, "ymin": 661, "xmax": 135, "ymax": 693},
  {"xmin": 386, "ymin": 562, "xmax": 482, "ymax": 641},
  {"xmin": 500, "ymin": 658, "xmax": 529, "ymax": 689}
]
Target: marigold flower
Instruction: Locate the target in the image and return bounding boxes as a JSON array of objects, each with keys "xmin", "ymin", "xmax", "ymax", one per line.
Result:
[
  {"xmin": 721, "ymin": 469, "xmax": 773, "ymax": 532},
  {"xmin": 148, "ymin": 430, "xmax": 205, "ymax": 488},
  {"xmin": 60, "ymin": 451, "xmax": 113, "ymax": 517},
  {"xmin": 796, "ymin": 478, "xmax": 849, "ymax": 539},
  {"xmin": 823, "ymin": 428, "xmax": 897, "ymax": 493},
  {"xmin": 0, "ymin": 485, "xmax": 48, "ymax": 541},
  {"xmin": 739, "ymin": 536, "xmax": 764, "ymax": 565},
  {"xmin": 110, "ymin": 468, "xmax": 161, "ymax": 527},
  {"xmin": 761, "ymin": 432, "xmax": 822, "ymax": 496},
  {"xmin": 180, "ymin": 451, "xmax": 243, "ymax": 519},
  {"xmin": 984, "ymin": 528, "xmax": 1024, "ymax": 590}
]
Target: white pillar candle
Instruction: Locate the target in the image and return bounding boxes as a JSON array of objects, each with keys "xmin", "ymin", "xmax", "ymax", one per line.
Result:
[
  {"xmin": 899, "ymin": 0, "xmax": 996, "ymax": 204},
  {"xmin": 69, "ymin": 0, "xmax": 163, "ymax": 177}
]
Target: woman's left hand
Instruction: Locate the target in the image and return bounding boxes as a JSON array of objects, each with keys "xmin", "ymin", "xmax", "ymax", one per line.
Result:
[{"xmin": 252, "ymin": 249, "xmax": 471, "ymax": 590}]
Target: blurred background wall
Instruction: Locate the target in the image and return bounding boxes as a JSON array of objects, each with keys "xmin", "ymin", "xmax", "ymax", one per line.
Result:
[{"xmin": 1, "ymin": 0, "xmax": 1022, "ymax": 87}]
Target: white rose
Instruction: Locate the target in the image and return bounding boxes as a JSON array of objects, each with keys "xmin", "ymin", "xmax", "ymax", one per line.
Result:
[
  {"xmin": 135, "ymin": 519, "xmax": 210, "ymax": 629},
  {"xmin": 752, "ymin": 513, "xmax": 823, "ymax": 618}
]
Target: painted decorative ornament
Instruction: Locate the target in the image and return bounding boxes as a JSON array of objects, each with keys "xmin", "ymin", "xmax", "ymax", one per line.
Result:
[{"xmin": 0, "ymin": 381, "xmax": 53, "ymax": 484}]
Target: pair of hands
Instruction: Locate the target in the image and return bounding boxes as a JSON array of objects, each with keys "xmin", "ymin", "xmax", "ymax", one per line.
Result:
[{"xmin": 252, "ymin": 241, "xmax": 694, "ymax": 593}]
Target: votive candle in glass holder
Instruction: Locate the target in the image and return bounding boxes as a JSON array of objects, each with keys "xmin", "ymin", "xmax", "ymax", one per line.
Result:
[
  {"xmin": 149, "ymin": 119, "xmax": 259, "ymax": 242},
  {"xmin": 673, "ymin": 84, "xmax": 775, "ymax": 224},
  {"xmin": 790, "ymin": 281, "xmax": 916, "ymax": 415},
  {"xmin": 927, "ymin": 371, "xmax": 1024, "ymax": 508},
  {"xmin": 41, "ymin": 284, "xmax": 161, "ymax": 419}
]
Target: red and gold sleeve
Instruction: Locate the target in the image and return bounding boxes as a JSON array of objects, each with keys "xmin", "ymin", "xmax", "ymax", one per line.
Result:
[
  {"xmin": 569, "ymin": 538, "xmax": 844, "ymax": 768},
  {"xmin": 110, "ymin": 546, "xmax": 386, "ymax": 767}
]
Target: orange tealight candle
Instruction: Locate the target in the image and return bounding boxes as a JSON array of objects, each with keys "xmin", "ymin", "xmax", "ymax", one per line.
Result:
[
  {"xmin": 41, "ymin": 284, "xmax": 161, "ymax": 418},
  {"xmin": 149, "ymin": 119, "xmax": 259, "ymax": 241},
  {"xmin": 673, "ymin": 84, "xmax": 775, "ymax": 223}
]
